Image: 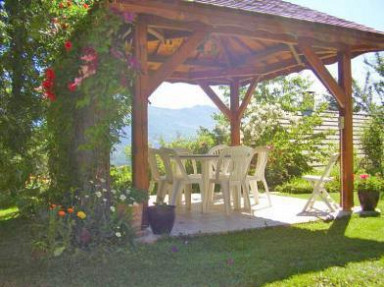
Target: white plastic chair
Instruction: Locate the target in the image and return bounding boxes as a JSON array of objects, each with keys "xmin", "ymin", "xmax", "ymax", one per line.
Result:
[
  {"xmin": 209, "ymin": 146, "xmax": 255, "ymax": 215},
  {"xmin": 207, "ymin": 144, "xmax": 228, "ymax": 170},
  {"xmin": 160, "ymin": 148, "xmax": 203, "ymax": 210},
  {"xmin": 302, "ymin": 153, "xmax": 340, "ymax": 212},
  {"xmin": 148, "ymin": 148, "xmax": 173, "ymax": 204},
  {"xmin": 244, "ymin": 146, "xmax": 272, "ymax": 209},
  {"xmin": 173, "ymin": 147, "xmax": 198, "ymax": 175}
]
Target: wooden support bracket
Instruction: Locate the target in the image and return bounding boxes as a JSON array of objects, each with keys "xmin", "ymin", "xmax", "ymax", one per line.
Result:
[
  {"xmin": 199, "ymin": 83, "xmax": 231, "ymax": 119},
  {"xmin": 298, "ymin": 41, "xmax": 346, "ymax": 109},
  {"xmin": 238, "ymin": 76, "xmax": 260, "ymax": 119}
]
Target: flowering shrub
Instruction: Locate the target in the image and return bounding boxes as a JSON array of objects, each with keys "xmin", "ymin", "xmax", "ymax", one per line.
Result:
[
  {"xmin": 34, "ymin": 179, "xmax": 147, "ymax": 256},
  {"xmin": 355, "ymin": 174, "xmax": 384, "ymax": 193}
]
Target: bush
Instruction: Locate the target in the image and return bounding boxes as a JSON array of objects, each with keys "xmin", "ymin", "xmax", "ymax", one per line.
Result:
[
  {"xmin": 361, "ymin": 114, "xmax": 384, "ymax": 176},
  {"xmin": 275, "ymin": 177, "xmax": 313, "ymax": 194}
]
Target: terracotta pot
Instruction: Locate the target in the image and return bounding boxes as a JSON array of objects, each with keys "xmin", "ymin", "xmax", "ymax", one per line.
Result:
[
  {"xmin": 358, "ymin": 191, "xmax": 380, "ymax": 211},
  {"xmin": 147, "ymin": 205, "xmax": 176, "ymax": 235},
  {"xmin": 117, "ymin": 203, "xmax": 143, "ymax": 235}
]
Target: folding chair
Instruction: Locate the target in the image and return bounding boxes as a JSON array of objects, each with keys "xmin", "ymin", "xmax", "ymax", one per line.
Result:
[{"xmin": 302, "ymin": 153, "xmax": 340, "ymax": 212}]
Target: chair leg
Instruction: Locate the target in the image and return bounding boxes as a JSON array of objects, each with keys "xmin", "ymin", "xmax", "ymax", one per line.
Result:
[
  {"xmin": 262, "ymin": 178, "xmax": 272, "ymax": 206},
  {"xmin": 221, "ymin": 183, "xmax": 231, "ymax": 215},
  {"xmin": 231, "ymin": 184, "xmax": 241, "ymax": 211},
  {"xmin": 185, "ymin": 185, "xmax": 192, "ymax": 210},
  {"xmin": 242, "ymin": 182, "xmax": 252, "ymax": 213},
  {"xmin": 156, "ymin": 181, "xmax": 166, "ymax": 203},
  {"xmin": 199, "ymin": 182, "xmax": 206, "ymax": 212},
  {"xmin": 302, "ymin": 183, "xmax": 318, "ymax": 212},
  {"xmin": 250, "ymin": 180, "xmax": 259, "ymax": 205},
  {"xmin": 170, "ymin": 180, "xmax": 184, "ymax": 206}
]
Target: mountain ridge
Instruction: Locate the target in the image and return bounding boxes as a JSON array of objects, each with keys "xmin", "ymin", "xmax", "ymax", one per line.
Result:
[{"xmin": 111, "ymin": 105, "xmax": 218, "ymax": 165}]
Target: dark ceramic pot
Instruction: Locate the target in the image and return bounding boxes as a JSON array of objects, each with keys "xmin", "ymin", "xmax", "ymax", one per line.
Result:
[
  {"xmin": 148, "ymin": 205, "xmax": 176, "ymax": 234},
  {"xmin": 358, "ymin": 191, "xmax": 380, "ymax": 211}
]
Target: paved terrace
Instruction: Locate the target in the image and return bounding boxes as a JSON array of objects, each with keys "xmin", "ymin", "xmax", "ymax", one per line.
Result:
[{"xmin": 139, "ymin": 193, "xmax": 339, "ymax": 242}]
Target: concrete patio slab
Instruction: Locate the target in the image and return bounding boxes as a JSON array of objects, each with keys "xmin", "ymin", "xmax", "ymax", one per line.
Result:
[{"xmin": 139, "ymin": 193, "xmax": 339, "ymax": 243}]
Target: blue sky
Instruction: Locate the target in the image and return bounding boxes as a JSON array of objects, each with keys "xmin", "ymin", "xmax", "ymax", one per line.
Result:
[{"xmin": 150, "ymin": 0, "xmax": 384, "ymax": 109}]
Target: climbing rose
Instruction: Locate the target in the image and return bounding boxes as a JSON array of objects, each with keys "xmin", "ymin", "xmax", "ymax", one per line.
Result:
[
  {"xmin": 45, "ymin": 68, "xmax": 55, "ymax": 81},
  {"xmin": 359, "ymin": 174, "xmax": 370, "ymax": 179},
  {"xmin": 67, "ymin": 82, "xmax": 77, "ymax": 92},
  {"xmin": 64, "ymin": 40, "xmax": 72, "ymax": 52}
]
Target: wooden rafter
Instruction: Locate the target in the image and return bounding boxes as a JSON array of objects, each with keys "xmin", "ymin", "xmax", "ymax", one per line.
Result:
[
  {"xmin": 288, "ymin": 44, "xmax": 304, "ymax": 66},
  {"xmin": 144, "ymin": 27, "xmax": 210, "ymax": 98},
  {"xmin": 199, "ymin": 83, "xmax": 231, "ymax": 119},
  {"xmin": 238, "ymin": 76, "xmax": 260, "ymax": 119},
  {"xmin": 298, "ymin": 42, "xmax": 346, "ymax": 109},
  {"xmin": 218, "ymin": 36, "xmax": 235, "ymax": 67},
  {"xmin": 148, "ymin": 55, "xmax": 227, "ymax": 68},
  {"xmin": 238, "ymin": 43, "xmax": 289, "ymax": 66},
  {"xmin": 148, "ymin": 27, "xmax": 165, "ymax": 43}
]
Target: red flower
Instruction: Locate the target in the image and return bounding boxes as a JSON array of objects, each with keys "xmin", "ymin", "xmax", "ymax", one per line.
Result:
[
  {"xmin": 45, "ymin": 91, "xmax": 56, "ymax": 102},
  {"xmin": 42, "ymin": 80, "xmax": 53, "ymax": 90},
  {"xmin": 83, "ymin": 3, "xmax": 89, "ymax": 9},
  {"xmin": 67, "ymin": 207, "xmax": 74, "ymax": 214},
  {"xmin": 359, "ymin": 174, "xmax": 370, "ymax": 179},
  {"xmin": 64, "ymin": 40, "xmax": 72, "ymax": 52},
  {"xmin": 67, "ymin": 82, "xmax": 77, "ymax": 92},
  {"xmin": 59, "ymin": 3, "xmax": 64, "ymax": 9},
  {"xmin": 45, "ymin": 68, "xmax": 55, "ymax": 81}
]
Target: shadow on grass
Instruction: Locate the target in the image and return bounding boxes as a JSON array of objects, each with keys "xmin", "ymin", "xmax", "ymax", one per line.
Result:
[{"xmin": 0, "ymin": 213, "xmax": 383, "ymax": 287}]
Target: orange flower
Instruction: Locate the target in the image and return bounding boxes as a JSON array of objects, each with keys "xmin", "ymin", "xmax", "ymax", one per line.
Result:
[
  {"xmin": 67, "ymin": 207, "xmax": 74, "ymax": 214},
  {"xmin": 49, "ymin": 203, "xmax": 57, "ymax": 210},
  {"xmin": 58, "ymin": 210, "xmax": 66, "ymax": 217}
]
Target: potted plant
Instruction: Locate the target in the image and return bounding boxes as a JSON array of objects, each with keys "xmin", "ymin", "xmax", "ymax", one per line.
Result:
[
  {"xmin": 147, "ymin": 203, "xmax": 176, "ymax": 235},
  {"xmin": 355, "ymin": 174, "xmax": 384, "ymax": 211}
]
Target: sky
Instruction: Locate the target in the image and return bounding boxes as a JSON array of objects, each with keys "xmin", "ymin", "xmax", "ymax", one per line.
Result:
[{"xmin": 149, "ymin": 0, "xmax": 384, "ymax": 109}]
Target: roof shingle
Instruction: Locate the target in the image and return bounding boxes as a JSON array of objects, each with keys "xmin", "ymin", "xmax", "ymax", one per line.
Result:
[{"xmin": 186, "ymin": 0, "xmax": 382, "ymax": 34}]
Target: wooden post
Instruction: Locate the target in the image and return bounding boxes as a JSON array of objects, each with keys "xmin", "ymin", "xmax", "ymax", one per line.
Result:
[
  {"xmin": 230, "ymin": 80, "xmax": 241, "ymax": 146},
  {"xmin": 338, "ymin": 51, "xmax": 354, "ymax": 211},
  {"xmin": 133, "ymin": 18, "xmax": 150, "ymax": 227}
]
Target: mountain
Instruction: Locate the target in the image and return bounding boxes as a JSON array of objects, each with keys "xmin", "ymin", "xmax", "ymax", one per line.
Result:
[{"xmin": 111, "ymin": 105, "xmax": 218, "ymax": 165}]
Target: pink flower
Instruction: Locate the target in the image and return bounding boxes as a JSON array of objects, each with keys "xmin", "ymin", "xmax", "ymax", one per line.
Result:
[
  {"xmin": 122, "ymin": 12, "xmax": 136, "ymax": 23},
  {"xmin": 67, "ymin": 82, "xmax": 77, "ymax": 92},
  {"xmin": 359, "ymin": 174, "xmax": 370, "ymax": 179}
]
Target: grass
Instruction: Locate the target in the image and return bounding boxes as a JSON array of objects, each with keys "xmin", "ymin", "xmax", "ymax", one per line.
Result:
[{"xmin": 0, "ymin": 198, "xmax": 383, "ymax": 287}]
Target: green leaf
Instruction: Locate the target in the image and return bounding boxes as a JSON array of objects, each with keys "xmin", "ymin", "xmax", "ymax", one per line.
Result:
[{"xmin": 53, "ymin": 246, "xmax": 66, "ymax": 257}]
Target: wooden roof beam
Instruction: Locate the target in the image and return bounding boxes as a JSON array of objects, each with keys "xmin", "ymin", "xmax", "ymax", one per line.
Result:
[
  {"xmin": 148, "ymin": 55, "xmax": 228, "ymax": 68},
  {"xmin": 298, "ymin": 41, "xmax": 346, "ymax": 109},
  {"xmin": 199, "ymin": 83, "xmax": 231, "ymax": 119}
]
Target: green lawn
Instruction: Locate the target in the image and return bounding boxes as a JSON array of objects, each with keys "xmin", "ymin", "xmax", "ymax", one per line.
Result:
[{"xmin": 0, "ymin": 198, "xmax": 383, "ymax": 287}]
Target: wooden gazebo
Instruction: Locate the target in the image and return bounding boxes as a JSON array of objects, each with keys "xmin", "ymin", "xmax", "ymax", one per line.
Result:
[{"xmin": 110, "ymin": 0, "xmax": 384, "ymax": 218}]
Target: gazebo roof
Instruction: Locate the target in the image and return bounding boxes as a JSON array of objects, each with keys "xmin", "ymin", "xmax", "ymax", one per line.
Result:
[
  {"xmin": 111, "ymin": 0, "xmax": 384, "ymax": 85},
  {"xmin": 191, "ymin": 0, "xmax": 381, "ymax": 34}
]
